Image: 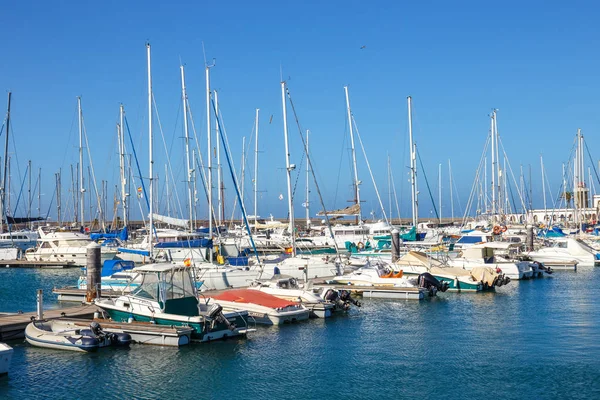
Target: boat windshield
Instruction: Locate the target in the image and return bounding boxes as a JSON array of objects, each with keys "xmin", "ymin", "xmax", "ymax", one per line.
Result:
[
  {"xmin": 576, "ymin": 239, "xmax": 596, "ymax": 253},
  {"xmin": 163, "ymin": 268, "xmax": 196, "ymax": 300},
  {"xmin": 130, "ymin": 273, "xmax": 160, "ymax": 301}
]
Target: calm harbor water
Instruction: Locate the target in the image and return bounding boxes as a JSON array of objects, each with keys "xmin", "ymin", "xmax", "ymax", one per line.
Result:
[{"xmin": 1, "ymin": 267, "xmax": 600, "ymax": 399}]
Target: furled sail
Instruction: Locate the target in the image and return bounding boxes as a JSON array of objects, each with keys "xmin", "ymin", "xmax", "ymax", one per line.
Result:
[{"xmin": 151, "ymin": 213, "xmax": 188, "ymax": 228}]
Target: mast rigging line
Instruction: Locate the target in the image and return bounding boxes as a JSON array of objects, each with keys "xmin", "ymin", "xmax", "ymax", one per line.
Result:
[
  {"xmin": 210, "ymin": 97, "xmax": 261, "ymax": 264},
  {"xmin": 152, "ymin": 93, "xmax": 185, "ymax": 222},
  {"xmin": 285, "ymin": 85, "xmax": 342, "ymax": 260},
  {"xmin": 351, "ymin": 115, "xmax": 389, "ymax": 224},
  {"xmin": 415, "ymin": 146, "xmax": 439, "ymax": 221}
]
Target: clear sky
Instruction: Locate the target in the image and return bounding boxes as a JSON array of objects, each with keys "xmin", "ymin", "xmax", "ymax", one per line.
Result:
[{"xmin": 1, "ymin": 0, "xmax": 599, "ymax": 224}]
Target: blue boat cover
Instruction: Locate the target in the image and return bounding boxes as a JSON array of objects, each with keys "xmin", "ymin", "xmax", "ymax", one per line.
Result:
[{"xmin": 117, "ymin": 247, "xmax": 150, "ymax": 256}]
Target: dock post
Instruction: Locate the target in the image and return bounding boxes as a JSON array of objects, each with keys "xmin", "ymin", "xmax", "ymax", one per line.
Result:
[
  {"xmin": 36, "ymin": 289, "xmax": 43, "ymax": 320},
  {"xmin": 526, "ymin": 224, "xmax": 534, "ymax": 251},
  {"xmin": 392, "ymin": 229, "xmax": 400, "ymax": 262},
  {"xmin": 86, "ymin": 242, "xmax": 102, "ymax": 302}
]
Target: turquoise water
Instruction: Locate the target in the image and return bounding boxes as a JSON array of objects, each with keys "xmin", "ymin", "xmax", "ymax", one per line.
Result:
[{"xmin": 1, "ymin": 267, "xmax": 600, "ymax": 399}]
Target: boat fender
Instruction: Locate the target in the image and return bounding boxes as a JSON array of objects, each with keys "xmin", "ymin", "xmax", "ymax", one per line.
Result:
[
  {"xmin": 357, "ymin": 242, "xmax": 365, "ymax": 250},
  {"xmin": 110, "ymin": 332, "xmax": 132, "ymax": 346},
  {"xmin": 493, "ymin": 226, "xmax": 501, "ymax": 235}
]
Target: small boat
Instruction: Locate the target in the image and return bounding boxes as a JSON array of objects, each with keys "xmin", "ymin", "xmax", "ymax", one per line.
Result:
[
  {"xmin": 0, "ymin": 342, "xmax": 13, "ymax": 375},
  {"xmin": 248, "ymin": 277, "xmax": 360, "ymax": 318},
  {"xmin": 25, "ymin": 320, "xmax": 131, "ymax": 352},
  {"xmin": 209, "ymin": 289, "xmax": 310, "ymax": 325},
  {"xmin": 77, "ymin": 260, "xmax": 138, "ymax": 292}
]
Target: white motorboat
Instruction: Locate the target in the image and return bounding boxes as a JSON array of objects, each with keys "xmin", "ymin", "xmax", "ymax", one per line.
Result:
[
  {"xmin": 448, "ymin": 242, "xmax": 533, "ymax": 280},
  {"xmin": 248, "ymin": 278, "xmax": 342, "ymax": 318},
  {"xmin": 25, "ymin": 320, "xmax": 131, "ymax": 352},
  {"xmin": 0, "ymin": 342, "xmax": 13, "ymax": 375},
  {"xmin": 209, "ymin": 289, "xmax": 310, "ymax": 325},
  {"xmin": 525, "ymin": 237, "xmax": 600, "ymax": 268},
  {"xmin": 25, "ymin": 227, "xmax": 117, "ymax": 267}
]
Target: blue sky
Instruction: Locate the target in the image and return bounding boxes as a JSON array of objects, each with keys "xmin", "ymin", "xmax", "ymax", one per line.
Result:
[{"xmin": 1, "ymin": 1, "xmax": 599, "ymax": 223}]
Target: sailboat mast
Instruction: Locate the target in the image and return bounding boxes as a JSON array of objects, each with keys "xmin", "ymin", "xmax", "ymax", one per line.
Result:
[
  {"xmin": 449, "ymin": 159, "xmax": 454, "ymax": 222},
  {"xmin": 490, "ymin": 111, "xmax": 496, "ymax": 217},
  {"xmin": 78, "ymin": 96, "xmax": 84, "ymax": 229},
  {"xmin": 493, "ymin": 110, "xmax": 501, "ymax": 215},
  {"xmin": 281, "ymin": 81, "xmax": 296, "ymax": 256},
  {"xmin": 119, "ymin": 104, "xmax": 128, "ymax": 228},
  {"xmin": 37, "ymin": 167, "xmax": 41, "ymax": 224},
  {"xmin": 1, "ymin": 92, "xmax": 11, "ymax": 233},
  {"xmin": 343, "ymin": 86, "xmax": 362, "ymax": 223},
  {"xmin": 438, "ymin": 163, "xmax": 442, "ymax": 224},
  {"xmin": 408, "ymin": 96, "xmax": 418, "ymax": 227},
  {"xmin": 180, "ymin": 65, "xmax": 193, "ymax": 232},
  {"xmin": 254, "ymin": 108, "xmax": 259, "ymax": 229},
  {"xmin": 205, "ymin": 64, "xmax": 213, "ymax": 255},
  {"xmin": 56, "ymin": 170, "xmax": 61, "ymax": 224},
  {"xmin": 146, "ymin": 43, "xmax": 154, "ymax": 257},
  {"xmin": 541, "ymin": 155, "xmax": 547, "ymax": 216},
  {"xmin": 240, "ymin": 136, "xmax": 246, "ymax": 214},
  {"xmin": 215, "ymin": 90, "xmax": 222, "ymax": 227},
  {"xmin": 28, "ymin": 160, "xmax": 31, "ymax": 228},
  {"xmin": 305, "ymin": 129, "xmax": 310, "ymax": 229}
]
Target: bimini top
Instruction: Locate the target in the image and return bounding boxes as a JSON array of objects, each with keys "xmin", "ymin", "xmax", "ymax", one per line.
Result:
[{"xmin": 132, "ymin": 263, "xmax": 188, "ymax": 273}]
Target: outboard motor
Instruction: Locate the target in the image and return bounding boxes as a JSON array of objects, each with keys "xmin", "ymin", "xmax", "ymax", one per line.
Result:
[
  {"xmin": 534, "ymin": 261, "xmax": 553, "ymax": 275},
  {"xmin": 339, "ymin": 290, "xmax": 361, "ymax": 308},
  {"xmin": 208, "ymin": 303, "xmax": 236, "ymax": 331},
  {"xmin": 83, "ymin": 321, "xmax": 131, "ymax": 347},
  {"xmin": 417, "ymin": 272, "xmax": 449, "ymax": 296},
  {"xmin": 323, "ymin": 289, "xmax": 361, "ymax": 311}
]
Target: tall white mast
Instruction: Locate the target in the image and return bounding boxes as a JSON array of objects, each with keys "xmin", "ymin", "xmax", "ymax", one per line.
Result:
[
  {"xmin": 205, "ymin": 63, "xmax": 213, "ymax": 255},
  {"xmin": 343, "ymin": 86, "xmax": 362, "ymax": 223},
  {"xmin": 146, "ymin": 43, "xmax": 154, "ymax": 257},
  {"xmin": 1, "ymin": 92, "xmax": 11, "ymax": 233},
  {"xmin": 215, "ymin": 89, "xmax": 222, "ymax": 226},
  {"xmin": 438, "ymin": 163, "xmax": 442, "ymax": 224},
  {"xmin": 281, "ymin": 81, "xmax": 296, "ymax": 256},
  {"xmin": 241, "ymin": 136, "xmax": 246, "ymax": 213},
  {"xmin": 305, "ymin": 129, "xmax": 310, "ymax": 229},
  {"xmin": 541, "ymin": 155, "xmax": 547, "ymax": 217},
  {"xmin": 490, "ymin": 111, "xmax": 496, "ymax": 217},
  {"xmin": 180, "ymin": 65, "xmax": 193, "ymax": 232},
  {"xmin": 449, "ymin": 159, "xmax": 454, "ymax": 222},
  {"xmin": 493, "ymin": 110, "xmax": 501, "ymax": 216},
  {"xmin": 119, "ymin": 105, "xmax": 128, "ymax": 228},
  {"xmin": 254, "ymin": 108, "xmax": 259, "ymax": 229},
  {"xmin": 78, "ymin": 96, "xmax": 84, "ymax": 228},
  {"xmin": 408, "ymin": 96, "xmax": 418, "ymax": 227}
]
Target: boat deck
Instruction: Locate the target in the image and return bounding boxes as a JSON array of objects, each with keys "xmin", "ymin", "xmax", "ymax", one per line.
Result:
[{"xmin": 53, "ymin": 287, "xmax": 124, "ymax": 302}]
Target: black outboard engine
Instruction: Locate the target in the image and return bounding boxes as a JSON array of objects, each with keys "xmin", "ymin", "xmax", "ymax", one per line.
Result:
[
  {"xmin": 323, "ymin": 289, "xmax": 361, "ymax": 311},
  {"xmin": 339, "ymin": 290, "xmax": 361, "ymax": 308},
  {"xmin": 534, "ymin": 261, "xmax": 553, "ymax": 275},
  {"xmin": 208, "ymin": 303, "xmax": 236, "ymax": 331},
  {"xmin": 83, "ymin": 321, "xmax": 132, "ymax": 347},
  {"xmin": 417, "ymin": 273, "xmax": 449, "ymax": 296}
]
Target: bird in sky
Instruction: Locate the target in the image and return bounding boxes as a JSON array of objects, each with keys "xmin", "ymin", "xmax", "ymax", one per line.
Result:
[{"xmin": 360, "ymin": 45, "xmax": 366, "ymax": 49}]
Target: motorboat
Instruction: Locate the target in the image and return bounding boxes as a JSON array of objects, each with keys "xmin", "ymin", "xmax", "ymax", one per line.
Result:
[
  {"xmin": 0, "ymin": 230, "xmax": 38, "ymax": 260},
  {"xmin": 448, "ymin": 243, "xmax": 534, "ymax": 280},
  {"xmin": 248, "ymin": 277, "xmax": 359, "ymax": 318},
  {"xmin": 95, "ymin": 263, "xmax": 253, "ymax": 342},
  {"xmin": 396, "ymin": 251, "xmax": 510, "ymax": 292},
  {"xmin": 525, "ymin": 237, "xmax": 600, "ymax": 268},
  {"xmin": 328, "ymin": 260, "xmax": 450, "ymax": 296},
  {"xmin": 0, "ymin": 342, "xmax": 13, "ymax": 375},
  {"xmin": 208, "ymin": 289, "xmax": 310, "ymax": 325},
  {"xmin": 25, "ymin": 227, "xmax": 117, "ymax": 267},
  {"xmin": 25, "ymin": 320, "xmax": 131, "ymax": 352}
]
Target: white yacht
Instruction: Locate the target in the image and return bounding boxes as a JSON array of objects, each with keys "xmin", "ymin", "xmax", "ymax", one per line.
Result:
[
  {"xmin": 448, "ymin": 242, "xmax": 533, "ymax": 280},
  {"xmin": 525, "ymin": 237, "xmax": 600, "ymax": 268},
  {"xmin": 25, "ymin": 227, "xmax": 117, "ymax": 267}
]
